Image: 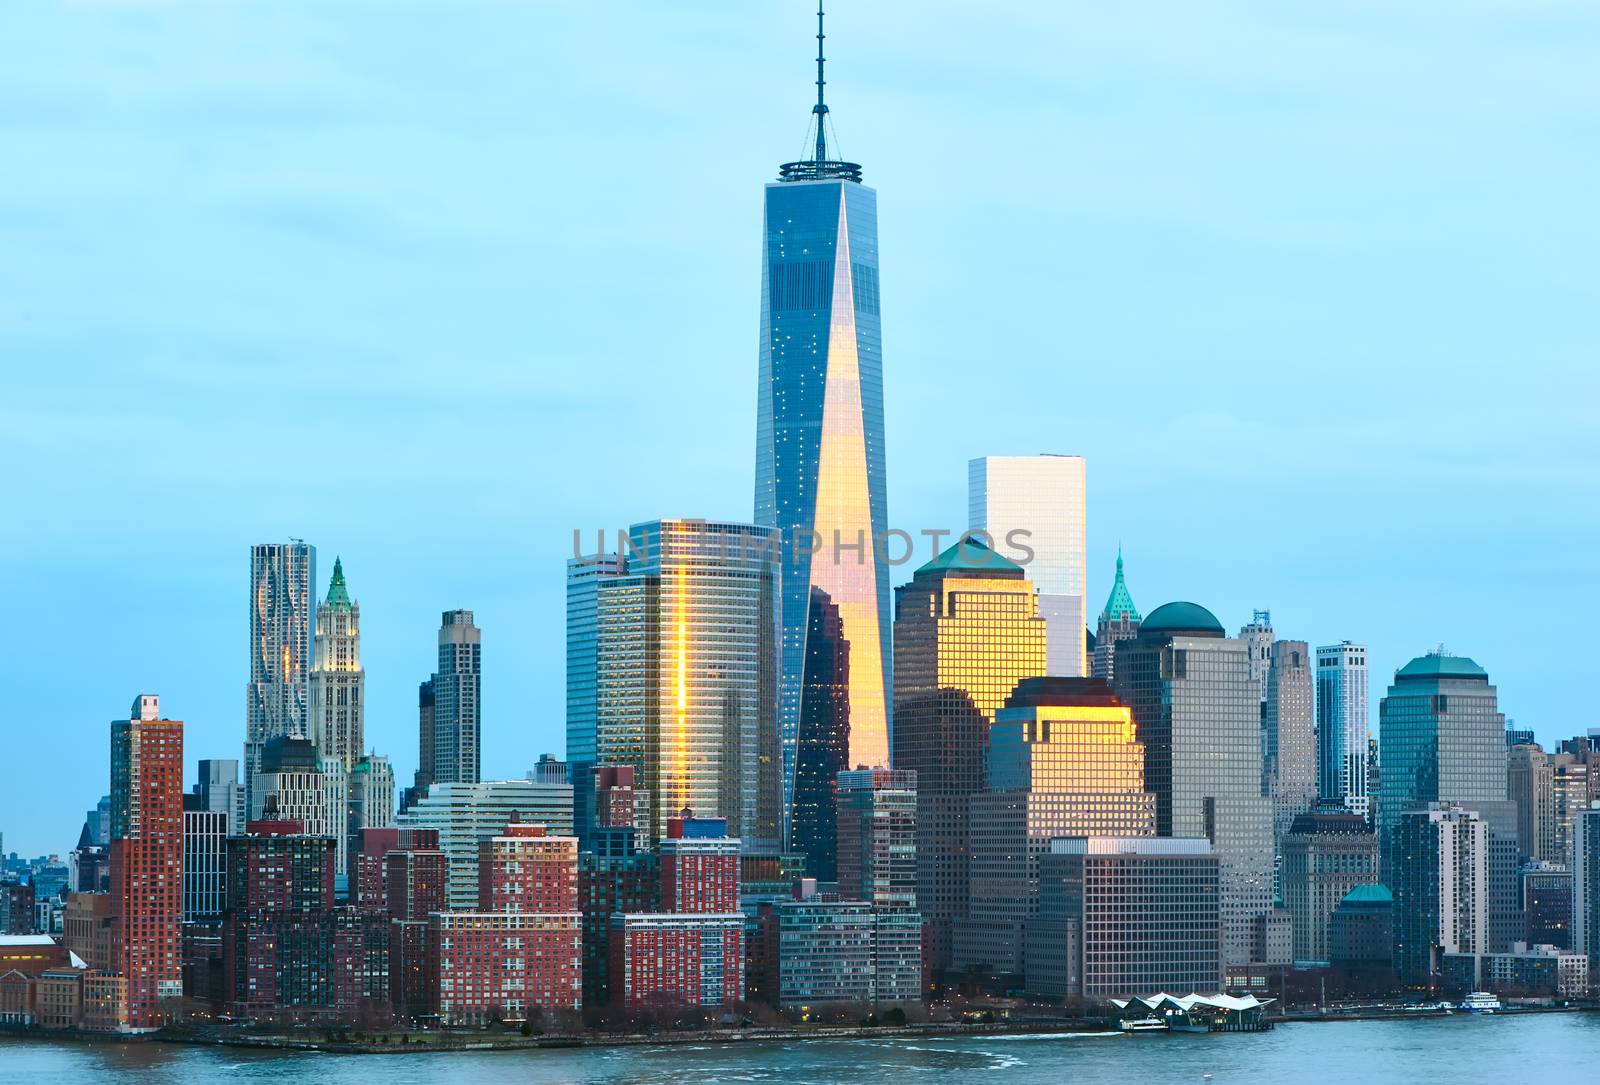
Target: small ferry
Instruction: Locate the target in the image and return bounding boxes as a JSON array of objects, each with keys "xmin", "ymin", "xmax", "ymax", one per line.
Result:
[
  {"xmin": 1119, "ymin": 1016, "xmax": 1168, "ymax": 1033},
  {"xmin": 1457, "ymin": 992, "xmax": 1501, "ymax": 1014}
]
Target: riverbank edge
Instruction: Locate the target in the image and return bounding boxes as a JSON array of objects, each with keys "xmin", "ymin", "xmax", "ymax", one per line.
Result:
[{"xmin": 3, "ymin": 1004, "xmax": 1593, "ymax": 1055}]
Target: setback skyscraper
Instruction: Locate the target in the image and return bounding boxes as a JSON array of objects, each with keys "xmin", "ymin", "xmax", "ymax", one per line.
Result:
[
  {"xmin": 309, "ymin": 557, "xmax": 363, "ymax": 770},
  {"xmin": 1264, "ymin": 639, "xmax": 1318, "ymax": 842},
  {"xmin": 244, "ymin": 540, "xmax": 315, "ymax": 819},
  {"xmin": 566, "ymin": 520, "xmax": 780, "ymax": 846},
  {"xmin": 429, "ymin": 610, "xmax": 482, "ymax": 787},
  {"xmin": 968, "ymin": 455, "xmax": 1088, "ymax": 676},
  {"xmin": 1378, "ymin": 650, "xmax": 1519, "ymax": 952},
  {"xmin": 891, "ymin": 539, "xmax": 1046, "ymax": 972},
  {"xmin": 1111, "ymin": 601, "xmax": 1274, "ymax": 966},
  {"xmin": 1316, "ymin": 641, "xmax": 1370, "ymax": 816},
  {"xmin": 755, "ymin": 9, "xmax": 891, "ymax": 821}
]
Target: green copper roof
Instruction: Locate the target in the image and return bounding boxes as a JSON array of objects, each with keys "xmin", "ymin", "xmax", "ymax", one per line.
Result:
[
  {"xmin": 1395, "ymin": 651, "xmax": 1487, "ymax": 680},
  {"xmin": 1339, "ymin": 883, "xmax": 1393, "ymax": 905},
  {"xmin": 1141, "ymin": 600, "xmax": 1224, "ymax": 637},
  {"xmin": 325, "ymin": 556, "xmax": 352, "ymax": 611},
  {"xmin": 1100, "ymin": 546, "xmax": 1140, "ymax": 621},
  {"xmin": 915, "ymin": 536, "xmax": 1025, "ymax": 577}
]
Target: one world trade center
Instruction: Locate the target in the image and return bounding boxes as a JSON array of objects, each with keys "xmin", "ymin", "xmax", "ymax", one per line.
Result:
[{"xmin": 754, "ymin": 6, "xmax": 889, "ymax": 874}]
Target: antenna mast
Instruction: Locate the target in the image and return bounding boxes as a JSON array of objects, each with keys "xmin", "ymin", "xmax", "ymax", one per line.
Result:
[{"xmin": 814, "ymin": 3, "xmax": 828, "ymax": 162}]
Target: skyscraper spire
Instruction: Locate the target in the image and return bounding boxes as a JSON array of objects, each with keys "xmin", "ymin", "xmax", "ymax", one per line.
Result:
[
  {"xmin": 813, "ymin": 3, "xmax": 828, "ymax": 163},
  {"xmin": 779, "ymin": 1, "xmax": 860, "ymax": 182},
  {"xmin": 1102, "ymin": 545, "xmax": 1140, "ymax": 622},
  {"xmin": 325, "ymin": 556, "xmax": 351, "ymax": 611}
]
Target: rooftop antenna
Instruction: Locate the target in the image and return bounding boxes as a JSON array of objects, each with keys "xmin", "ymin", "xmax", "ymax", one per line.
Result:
[{"xmin": 813, "ymin": 3, "xmax": 828, "ymax": 163}]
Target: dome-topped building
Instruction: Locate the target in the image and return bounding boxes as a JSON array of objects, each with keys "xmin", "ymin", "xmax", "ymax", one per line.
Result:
[{"xmin": 1139, "ymin": 601, "xmax": 1225, "ymax": 638}]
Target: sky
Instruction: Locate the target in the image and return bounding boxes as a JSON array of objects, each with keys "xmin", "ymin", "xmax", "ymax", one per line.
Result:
[{"xmin": 2, "ymin": 1, "xmax": 1598, "ymax": 858}]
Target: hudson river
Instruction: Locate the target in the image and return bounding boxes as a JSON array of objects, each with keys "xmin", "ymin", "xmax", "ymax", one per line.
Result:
[{"xmin": 4, "ymin": 1014, "xmax": 1595, "ymax": 1084}]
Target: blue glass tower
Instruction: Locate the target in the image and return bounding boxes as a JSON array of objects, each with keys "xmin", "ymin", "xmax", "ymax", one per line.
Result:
[{"xmin": 756, "ymin": 6, "xmax": 890, "ymax": 847}]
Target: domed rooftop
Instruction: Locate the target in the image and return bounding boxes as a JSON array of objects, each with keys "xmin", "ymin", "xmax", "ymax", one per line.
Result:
[
  {"xmin": 1395, "ymin": 651, "xmax": 1487, "ymax": 681},
  {"xmin": 1140, "ymin": 601, "xmax": 1224, "ymax": 638}
]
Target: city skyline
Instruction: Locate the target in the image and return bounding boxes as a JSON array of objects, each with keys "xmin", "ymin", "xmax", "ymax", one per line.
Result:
[{"xmin": 5, "ymin": 2, "xmax": 1599, "ymax": 856}]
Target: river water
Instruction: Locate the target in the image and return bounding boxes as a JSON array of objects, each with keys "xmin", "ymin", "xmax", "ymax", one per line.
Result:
[{"xmin": 3, "ymin": 1013, "xmax": 1594, "ymax": 1084}]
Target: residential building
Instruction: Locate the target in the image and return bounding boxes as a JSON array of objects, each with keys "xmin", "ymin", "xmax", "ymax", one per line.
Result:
[
  {"xmin": 110, "ymin": 694, "xmax": 184, "ymax": 1030},
  {"xmin": 1025, "ymin": 836, "xmax": 1221, "ymax": 1000},
  {"xmin": 1111, "ymin": 602, "xmax": 1274, "ymax": 967},
  {"xmin": 968, "ymin": 454, "xmax": 1088, "ymax": 676},
  {"xmin": 578, "ymin": 828, "xmax": 659, "ymax": 1007},
  {"xmin": 607, "ymin": 912, "xmax": 745, "ymax": 1010},
  {"xmin": 396, "ymin": 779, "xmax": 574, "ymax": 909},
  {"xmin": 1442, "ymin": 942, "xmax": 1588, "ymax": 999},
  {"xmin": 244, "ymin": 541, "xmax": 315, "ymax": 818},
  {"xmin": 1393, "ymin": 803, "xmax": 1489, "ymax": 989},
  {"xmin": 774, "ymin": 899, "xmax": 920, "ymax": 1007},
  {"xmin": 192, "ymin": 760, "xmax": 242, "ymax": 837},
  {"xmin": 660, "ymin": 814, "xmax": 740, "ymax": 914},
  {"xmin": 1316, "ymin": 642, "xmax": 1369, "ymax": 816},
  {"xmin": 835, "ymin": 767, "xmax": 917, "ymax": 909},
  {"xmin": 1574, "ymin": 803, "xmax": 1600, "ymax": 981},
  {"xmin": 568, "ymin": 521, "xmax": 780, "ymax": 848},
  {"xmin": 1552, "ymin": 753, "xmax": 1591, "ymax": 862}
]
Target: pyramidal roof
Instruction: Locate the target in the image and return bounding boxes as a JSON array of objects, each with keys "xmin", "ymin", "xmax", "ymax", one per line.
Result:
[
  {"xmin": 1101, "ymin": 547, "xmax": 1140, "ymax": 621},
  {"xmin": 325, "ymin": 556, "xmax": 352, "ymax": 611},
  {"xmin": 915, "ymin": 536, "xmax": 1025, "ymax": 577}
]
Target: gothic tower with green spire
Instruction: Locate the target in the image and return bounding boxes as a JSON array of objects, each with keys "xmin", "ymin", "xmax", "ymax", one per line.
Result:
[
  {"xmin": 1091, "ymin": 547, "xmax": 1141, "ymax": 683},
  {"xmin": 309, "ymin": 557, "xmax": 364, "ymax": 770}
]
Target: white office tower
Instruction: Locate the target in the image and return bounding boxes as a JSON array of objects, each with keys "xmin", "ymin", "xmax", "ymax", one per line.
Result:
[
  {"xmin": 968, "ymin": 455, "xmax": 1087, "ymax": 677},
  {"xmin": 1317, "ymin": 642, "xmax": 1370, "ymax": 817}
]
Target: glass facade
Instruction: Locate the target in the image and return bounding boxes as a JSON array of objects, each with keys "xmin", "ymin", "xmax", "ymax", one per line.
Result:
[
  {"xmin": 756, "ymin": 175, "xmax": 890, "ymax": 836},
  {"xmin": 568, "ymin": 520, "xmax": 780, "ymax": 847},
  {"xmin": 1316, "ymin": 641, "xmax": 1370, "ymax": 815},
  {"xmin": 968, "ymin": 455, "xmax": 1087, "ymax": 677},
  {"xmin": 890, "ymin": 542, "xmax": 1046, "ymax": 972}
]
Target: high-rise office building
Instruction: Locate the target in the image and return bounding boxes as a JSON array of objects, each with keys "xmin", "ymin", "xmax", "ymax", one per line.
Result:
[
  {"xmin": 568, "ymin": 520, "xmax": 779, "ymax": 847},
  {"xmin": 349, "ymin": 754, "xmax": 395, "ymax": 837},
  {"xmin": 1393, "ymin": 803, "xmax": 1489, "ymax": 989},
  {"xmin": 959, "ymin": 677, "xmax": 1156, "ymax": 974},
  {"xmin": 1521, "ymin": 862, "xmax": 1571, "ymax": 949},
  {"xmin": 251, "ymin": 736, "xmax": 326, "ymax": 826},
  {"xmin": 755, "ymin": 9, "xmax": 891, "ymax": 822},
  {"xmin": 1240, "ymin": 611, "xmax": 1275, "ymax": 705},
  {"xmin": 1507, "ymin": 743, "xmax": 1555, "ymax": 864},
  {"xmin": 1264, "ymin": 640, "xmax": 1318, "ymax": 844},
  {"xmin": 1111, "ymin": 602, "xmax": 1274, "ymax": 967},
  {"xmin": 835, "ymin": 767, "xmax": 917, "ymax": 909},
  {"xmin": 1378, "ymin": 651, "xmax": 1518, "ymax": 951},
  {"xmin": 1316, "ymin": 642, "xmax": 1370, "ymax": 816},
  {"xmin": 406, "ymin": 678, "xmax": 436, "ymax": 810},
  {"xmin": 1279, "ymin": 811, "xmax": 1378, "ymax": 962},
  {"xmin": 309, "ymin": 557, "xmax": 363, "ymax": 771},
  {"xmin": 968, "ymin": 455, "xmax": 1087, "ymax": 676},
  {"xmin": 429, "ymin": 610, "xmax": 482, "ymax": 787},
  {"xmin": 244, "ymin": 541, "xmax": 315, "ymax": 818},
  {"xmin": 1553, "ymin": 753, "xmax": 1593, "ymax": 863},
  {"xmin": 110, "ymin": 694, "xmax": 184, "ymax": 1029},
  {"xmin": 1025, "ymin": 836, "xmax": 1222, "ymax": 1000},
  {"xmin": 1090, "ymin": 548, "xmax": 1141, "ymax": 683},
  {"xmin": 891, "ymin": 539, "xmax": 1046, "ymax": 972}
]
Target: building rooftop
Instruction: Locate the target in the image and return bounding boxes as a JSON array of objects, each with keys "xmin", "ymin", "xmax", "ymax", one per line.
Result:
[
  {"xmin": 1100, "ymin": 547, "xmax": 1140, "ymax": 622},
  {"xmin": 1395, "ymin": 651, "xmax": 1488, "ymax": 681},
  {"xmin": 1139, "ymin": 600, "xmax": 1224, "ymax": 638},
  {"xmin": 1337, "ymin": 883, "xmax": 1393, "ymax": 907},
  {"xmin": 1003, "ymin": 676, "xmax": 1122, "ymax": 711},
  {"xmin": 914, "ymin": 536, "xmax": 1026, "ymax": 578}
]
